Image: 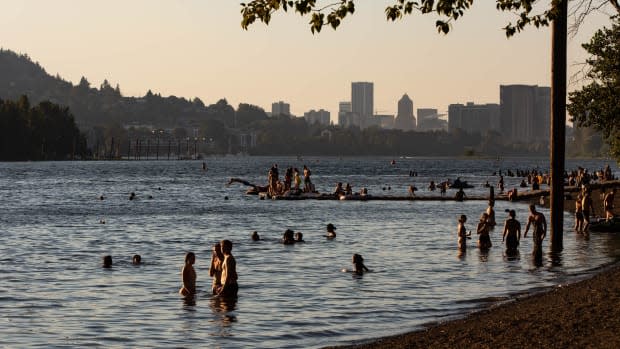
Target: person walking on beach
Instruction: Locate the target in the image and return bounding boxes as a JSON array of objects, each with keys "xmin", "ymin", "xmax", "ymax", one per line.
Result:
[
  {"xmin": 477, "ymin": 213, "xmax": 492, "ymax": 249},
  {"xmin": 457, "ymin": 215, "xmax": 470, "ymax": 250},
  {"xmin": 209, "ymin": 243, "xmax": 224, "ymax": 295},
  {"xmin": 502, "ymin": 209, "xmax": 521, "ymax": 253},
  {"xmin": 217, "ymin": 240, "xmax": 238, "ymax": 298},
  {"xmin": 179, "ymin": 252, "xmax": 196, "ymax": 296},
  {"xmin": 524, "ymin": 204, "xmax": 547, "ymax": 258},
  {"xmin": 604, "ymin": 188, "xmax": 616, "ymax": 221}
]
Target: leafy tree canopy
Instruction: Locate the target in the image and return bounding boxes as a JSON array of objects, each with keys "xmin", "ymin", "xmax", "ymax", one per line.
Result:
[
  {"xmin": 240, "ymin": 0, "xmax": 619, "ymax": 36},
  {"xmin": 568, "ymin": 17, "xmax": 620, "ymax": 162}
]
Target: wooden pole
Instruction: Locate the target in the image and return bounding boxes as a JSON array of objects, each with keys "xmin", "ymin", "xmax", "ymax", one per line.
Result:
[{"xmin": 550, "ymin": 0, "xmax": 567, "ymax": 251}]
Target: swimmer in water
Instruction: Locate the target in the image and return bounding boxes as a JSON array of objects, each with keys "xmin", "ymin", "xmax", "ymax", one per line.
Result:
[
  {"xmin": 282, "ymin": 229, "xmax": 295, "ymax": 244},
  {"xmin": 352, "ymin": 254, "xmax": 369, "ymax": 275},
  {"xmin": 251, "ymin": 231, "xmax": 260, "ymax": 241},
  {"xmin": 102, "ymin": 255, "xmax": 112, "ymax": 268},
  {"xmin": 294, "ymin": 232, "xmax": 305, "ymax": 242},
  {"xmin": 129, "ymin": 192, "xmax": 136, "ymax": 200},
  {"xmin": 132, "ymin": 254, "xmax": 142, "ymax": 265},
  {"xmin": 179, "ymin": 252, "xmax": 196, "ymax": 296},
  {"xmin": 326, "ymin": 223, "xmax": 337, "ymax": 239}
]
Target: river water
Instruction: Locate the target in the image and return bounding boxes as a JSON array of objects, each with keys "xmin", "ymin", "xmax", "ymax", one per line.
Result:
[{"xmin": 1, "ymin": 157, "xmax": 619, "ymax": 348}]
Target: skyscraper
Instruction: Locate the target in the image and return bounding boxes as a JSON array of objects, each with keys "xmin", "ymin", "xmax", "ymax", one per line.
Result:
[
  {"xmin": 500, "ymin": 85, "xmax": 550, "ymax": 142},
  {"xmin": 394, "ymin": 94, "xmax": 415, "ymax": 130},
  {"xmin": 351, "ymin": 82, "xmax": 373, "ymax": 121},
  {"xmin": 448, "ymin": 102, "xmax": 500, "ymax": 134}
]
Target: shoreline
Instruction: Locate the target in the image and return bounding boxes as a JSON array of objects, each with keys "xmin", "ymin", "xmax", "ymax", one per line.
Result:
[{"xmin": 325, "ymin": 183, "xmax": 620, "ymax": 349}]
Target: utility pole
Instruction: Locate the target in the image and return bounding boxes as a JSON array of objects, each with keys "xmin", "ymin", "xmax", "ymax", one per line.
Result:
[{"xmin": 550, "ymin": 0, "xmax": 568, "ymax": 251}]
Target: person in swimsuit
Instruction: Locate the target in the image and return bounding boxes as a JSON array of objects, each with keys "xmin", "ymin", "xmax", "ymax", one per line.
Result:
[
  {"xmin": 209, "ymin": 243, "xmax": 224, "ymax": 294},
  {"xmin": 604, "ymin": 188, "xmax": 616, "ymax": 221},
  {"xmin": 502, "ymin": 209, "xmax": 521, "ymax": 253},
  {"xmin": 218, "ymin": 240, "xmax": 238, "ymax": 298},
  {"xmin": 477, "ymin": 213, "xmax": 492, "ymax": 249},
  {"xmin": 582, "ymin": 190, "xmax": 595, "ymax": 232},
  {"xmin": 486, "ymin": 201, "xmax": 496, "ymax": 227},
  {"xmin": 524, "ymin": 204, "xmax": 547, "ymax": 258},
  {"xmin": 575, "ymin": 194, "xmax": 584, "ymax": 233},
  {"xmin": 303, "ymin": 165, "xmax": 312, "ymax": 193},
  {"xmin": 293, "ymin": 168, "xmax": 302, "ymax": 191},
  {"xmin": 179, "ymin": 252, "xmax": 196, "ymax": 296},
  {"xmin": 457, "ymin": 215, "xmax": 470, "ymax": 250}
]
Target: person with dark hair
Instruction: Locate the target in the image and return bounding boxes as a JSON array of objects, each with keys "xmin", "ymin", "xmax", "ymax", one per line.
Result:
[
  {"xmin": 209, "ymin": 243, "xmax": 224, "ymax": 294},
  {"xmin": 524, "ymin": 204, "xmax": 547, "ymax": 258},
  {"xmin": 218, "ymin": 240, "xmax": 238, "ymax": 298},
  {"xmin": 326, "ymin": 223, "xmax": 337, "ymax": 239},
  {"xmin": 352, "ymin": 254, "xmax": 369, "ymax": 275},
  {"xmin": 457, "ymin": 215, "xmax": 470, "ymax": 250},
  {"xmin": 251, "ymin": 231, "xmax": 260, "ymax": 241},
  {"xmin": 179, "ymin": 252, "xmax": 196, "ymax": 296},
  {"xmin": 132, "ymin": 254, "xmax": 142, "ymax": 265},
  {"xmin": 294, "ymin": 232, "xmax": 305, "ymax": 242},
  {"xmin": 502, "ymin": 210, "xmax": 521, "ymax": 252},
  {"xmin": 282, "ymin": 229, "xmax": 295, "ymax": 244},
  {"xmin": 102, "ymin": 255, "xmax": 112, "ymax": 268},
  {"xmin": 477, "ymin": 213, "xmax": 492, "ymax": 249}
]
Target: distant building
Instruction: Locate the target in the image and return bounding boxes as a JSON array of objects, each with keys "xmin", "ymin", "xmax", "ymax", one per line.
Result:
[
  {"xmin": 417, "ymin": 108, "xmax": 447, "ymax": 131},
  {"xmin": 448, "ymin": 102, "xmax": 500, "ymax": 134},
  {"xmin": 500, "ymin": 85, "xmax": 550, "ymax": 142},
  {"xmin": 271, "ymin": 101, "xmax": 291, "ymax": 116},
  {"xmin": 394, "ymin": 94, "xmax": 415, "ymax": 130},
  {"xmin": 351, "ymin": 82, "xmax": 373, "ymax": 121},
  {"xmin": 376, "ymin": 114, "xmax": 395, "ymax": 129},
  {"xmin": 304, "ymin": 109, "xmax": 331, "ymax": 126}
]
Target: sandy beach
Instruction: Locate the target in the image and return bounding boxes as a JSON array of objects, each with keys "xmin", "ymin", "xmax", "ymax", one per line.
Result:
[{"xmin": 327, "ymin": 183, "xmax": 620, "ymax": 349}]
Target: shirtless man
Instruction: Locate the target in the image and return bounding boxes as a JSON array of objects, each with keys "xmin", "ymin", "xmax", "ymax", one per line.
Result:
[
  {"xmin": 524, "ymin": 204, "xmax": 547, "ymax": 257},
  {"xmin": 218, "ymin": 240, "xmax": 238, "ymax": 298},
  {"xmin": 582, "ymin": 190, "xmax": 595, "ymax": 232},
  {"xmin": 502, "ymin": 210, "xmax": 521, "ymax": 252}
]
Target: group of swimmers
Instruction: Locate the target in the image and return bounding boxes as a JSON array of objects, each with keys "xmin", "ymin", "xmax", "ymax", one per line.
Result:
[
  {"xmin": 574, "ymin": 187, "xmax": 616, "ymax": 233},
  {"xmin": 267, "ymin": 164, "xmax": 314, "ymax": 197},
  {"xmin": 179, "ymin": 239, "xmax": 238, "ymax": 299},
  {"xmin": 101, "ymin": 254, "xmax": 142, "ymax": 267},
  {"xmin": 457, "ymin": 202, "xmax": 547, "ymax": 258}
]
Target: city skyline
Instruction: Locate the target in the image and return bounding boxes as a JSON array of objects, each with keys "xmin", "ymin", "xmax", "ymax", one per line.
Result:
[{"xmin": 0, "ymin": 1, "xmax": 614, "ymax": 123}]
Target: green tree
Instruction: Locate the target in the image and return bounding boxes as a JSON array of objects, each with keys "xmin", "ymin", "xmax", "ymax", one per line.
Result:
[
  {"xmin": 241, "ymin": 0, "xmax": 620, "ymax": 36},
  {"xmin": 568, "ymin": 18, "xmax": 620, "ymax": 162}
]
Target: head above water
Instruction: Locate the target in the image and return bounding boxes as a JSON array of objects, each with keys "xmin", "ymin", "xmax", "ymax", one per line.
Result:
[
  {"xmin": 102, "ymin": 255, "xmax": 112, "ymax": 268},
  {"xmin": 352, "ymin": 253, "xmax": 364, "ymax": 263},
  {"xmin": 132, "ymin": 254, "xmax": 141, "ymax": 264},
  {"xmin": 529, "ymin": 204, "xmax": 537, "ymax": 213},
  {"xmin": 251, "ymin": 231, "xmax": 260, "ymax": 241},
  {"xmin": 326, "ymin": 223, "xmax": 336, "ymax": 231}
]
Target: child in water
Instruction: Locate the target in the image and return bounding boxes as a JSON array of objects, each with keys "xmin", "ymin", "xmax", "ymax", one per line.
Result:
[
  {"xmin": 457, "ymin": 215, "xmax": 471, "ymax": 250},
  {"xmin": 179, "ymin": 252, "xmax": 196, "ymax": 296},
  {"xmin": 352, "ymin": 254, "xmax": 369, "ymax": 275}
]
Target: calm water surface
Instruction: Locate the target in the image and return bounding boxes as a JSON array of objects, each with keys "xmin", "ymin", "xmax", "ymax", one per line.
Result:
[{"xmin": 1, "ymin": 157, "xmax": 619, "ymax": 348}]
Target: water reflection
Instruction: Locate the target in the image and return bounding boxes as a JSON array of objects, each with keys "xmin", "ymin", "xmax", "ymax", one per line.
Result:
[
  {"xmin": 208, "ymin": 296, "xmax": 237, "ymax": 337},
  {"xmin": 478, "ymin": 248, "xmax": 490, "ymax": 263},
  {"xmin": 182, "ymin": 294, "xmax": 197, "ymax": 307},
  {"xmin": 504, "ymin": 249, "xmax": 520, "ymax": 262},
  {"xmin": 548, "ymin": 248, "xmax": 563, "ymax": 267}
]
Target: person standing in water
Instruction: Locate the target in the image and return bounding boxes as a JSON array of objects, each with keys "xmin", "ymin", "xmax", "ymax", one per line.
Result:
[
  {"xmin": 457, "ymin": 215, "xmax": 470, "ymax": 250},
  {"xmin": 218, "ymin": 240, "xmax": 238, "ymax": 298},
  {"xmin": 524, "ymin": 204, "xmax": 547, "ymax": 258},
  {"xmin": 502, "ymin": 209, "xmax": 521, "ymax": 253},
  {"xmin": 209, "ymin": 243, "xmax": 224, "ymax": 295},
  {"xmin": 477, "ymin": 213, "xmax": 492, "ymax": 249},
  {"xmin": 179, "ymin": 252, "xmax": 196, "ymax": 296},
  {"xmin": 352, "ymin": 254, "xmax": 369, "ymax": 275}
]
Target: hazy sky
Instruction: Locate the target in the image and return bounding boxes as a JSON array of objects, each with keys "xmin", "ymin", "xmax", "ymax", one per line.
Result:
[{"xmin": 0, "ymin": 1, "xmax": 615, "ymax": 121}]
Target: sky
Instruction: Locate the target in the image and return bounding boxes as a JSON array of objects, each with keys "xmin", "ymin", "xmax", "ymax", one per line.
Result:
[{"xmin": 0, "ymin": 1, "xmax": 615, "ymax": 122}]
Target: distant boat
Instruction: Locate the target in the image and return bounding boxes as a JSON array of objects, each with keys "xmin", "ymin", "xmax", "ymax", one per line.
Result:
[{"xmin": 449, "ymin": 178, "xmax": 474, "ymax": 189}]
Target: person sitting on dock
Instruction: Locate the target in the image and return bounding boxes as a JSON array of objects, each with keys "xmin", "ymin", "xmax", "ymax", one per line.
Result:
[
  {"xmin": 326, "ymin": 223, "xmax": 337, "ymax": 239},
  {"xmin": 345, "ymin": 183, "xmax": 353, "ymax": 195},
  {"xmin": 333, "ymin": 182, "xmax": 345, "ymax": 197},
  {"xmin": 293, "ymin": 168, "xmax": 302, "ymax": 191},
  {"xmin": 408, "ymin": 185, "xmax": 417, "ymax": 197}
]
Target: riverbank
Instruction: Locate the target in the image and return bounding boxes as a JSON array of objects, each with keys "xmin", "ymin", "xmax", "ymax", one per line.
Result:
[{"xmin": 326, "ymin": 182, "xmax": 620, "ymax": 349}]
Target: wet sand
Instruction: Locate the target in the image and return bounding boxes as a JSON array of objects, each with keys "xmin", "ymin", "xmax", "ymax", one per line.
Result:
[{"xmin": 326, "ymin": 183, "xmax": 620, "ymax": 349}]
